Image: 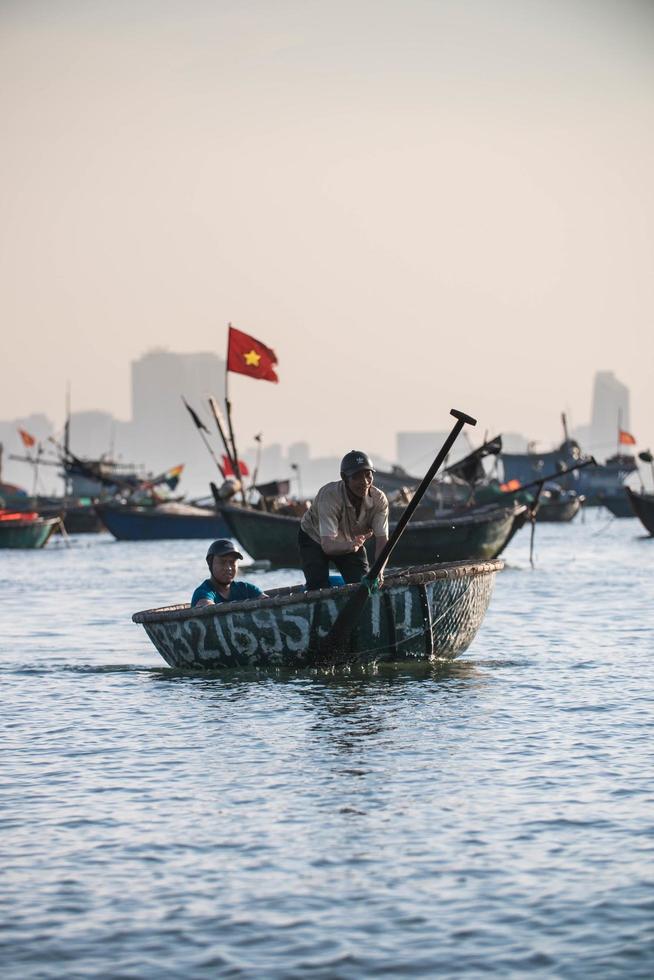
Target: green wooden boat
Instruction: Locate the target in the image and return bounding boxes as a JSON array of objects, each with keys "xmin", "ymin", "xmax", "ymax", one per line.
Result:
[
  {"xmin": 133, "ymin": 558, "xmax": 502, "ymax": 670},
  {"xmin": 0, "ymin": 516, "xmax": 59, "ymax": 549},
  {"xmin": 599, "ymin": 490, "xmax": 636, "ymax": 519},
  {"xmin": 626, "ymin": 487, "xmax": 654, "ymax": 535},
  {"xmin": 220, "ymin": 502, "xmax": 525, "ymax": 568}
]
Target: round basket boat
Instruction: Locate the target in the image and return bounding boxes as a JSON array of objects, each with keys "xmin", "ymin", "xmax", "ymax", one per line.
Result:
[{"xmin": 133, "ymin": 558, "xmax": 503, "ymax": 670}]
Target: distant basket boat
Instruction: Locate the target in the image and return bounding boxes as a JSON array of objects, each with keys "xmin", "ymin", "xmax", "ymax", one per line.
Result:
[
  {"xmin": 535, "ymin": 492, "xmax": 583, "ymax": 523},
  {"xmin": 625, "ymin": 487, "xmax": 654, "ymax": 535},
  {"xmin": 0, "ymin": 516, "xmax": 59, "ymax": 549},
  {"xmin": 133, "ymin": 558, "xmax": 503, "ymax": 670},
  {"xmin": 95, "ymin": 502, "xmax": 231, "ymax": 541},
  {"xmin": 220, "ymin": 502, "xmax": 526, "ymax": 569}
]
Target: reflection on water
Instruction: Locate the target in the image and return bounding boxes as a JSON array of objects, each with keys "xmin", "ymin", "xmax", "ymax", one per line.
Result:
[{"xmin": 1, "ymin": 522, "xmax": 653, "ymax": 978}]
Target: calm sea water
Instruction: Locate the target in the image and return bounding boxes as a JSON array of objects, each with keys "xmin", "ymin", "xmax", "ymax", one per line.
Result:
[{"xmin": 1, "ymin": 512, "xmax": 653, "ymax": 978}]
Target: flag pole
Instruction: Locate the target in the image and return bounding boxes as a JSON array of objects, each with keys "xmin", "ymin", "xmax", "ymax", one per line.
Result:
[
  {"xmin": 617, "ymin": 410, "xmax": 620, "ymax": 456},
  {"xmin": 225, "ymin": 323, "xmax": 248, "ymax": 505},
  {"xmin": 32, "ymin": 443, "xmax": 42, "ymax": 497}
]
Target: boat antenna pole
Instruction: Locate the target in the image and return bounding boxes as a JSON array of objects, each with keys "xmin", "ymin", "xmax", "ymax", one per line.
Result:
[
  {"xmin": 561, "ymin": 411, "xmax": 569, "ymax": 444},
  {"xmin": 207, "ymin": 396, "xmax": 238, "ymax": 478},
  {"xmin": 290, "ymin": 461, "xmax": 303, "ymax": 500},
  {"xmin": 64, "ymin": 383, "xmax": 72, "ymax": 496},
  {"xmin": 247, "ymin": 432, "xmax": 263, "ymax": 504},
  {"xmin": 224, "ymin": 324, "xmax": 248, "ymax": 505},
  {"xmin": 181, "ymin": 397, "xmax": 226, "ymax": 479}
]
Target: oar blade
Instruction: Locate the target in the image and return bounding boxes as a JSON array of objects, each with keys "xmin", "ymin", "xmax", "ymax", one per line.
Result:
[{"xmin": 314, "ymin": 583, "xmax": 371, "ymax": 664}]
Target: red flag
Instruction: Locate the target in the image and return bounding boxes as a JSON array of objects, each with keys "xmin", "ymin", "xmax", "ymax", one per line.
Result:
[
  {"xmin": 500, "ymin": 479, "xmax": 521, "ymax": 492},
  {"xmin": 227, "ymin": 326, "xmax": 278, "ymax": 383},
  {"xmin": 619, "ymin": 429, "xmax": 636, "ymax": 446},
  {"xmin": 221, "ymin": 455, "xmax": 250, "ymax": 478},
  {"xmin": 18, "ymin": 428, "xmax": 36, "ymax": 448}
]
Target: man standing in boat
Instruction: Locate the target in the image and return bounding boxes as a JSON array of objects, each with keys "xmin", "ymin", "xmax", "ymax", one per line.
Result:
[
  {"xmin": 192, "ymin": 539, "xmax": 265, "ymax": 607},
  {"xmin": 298, "ymin": 451, "xmax": 389, "ymax": 591}
]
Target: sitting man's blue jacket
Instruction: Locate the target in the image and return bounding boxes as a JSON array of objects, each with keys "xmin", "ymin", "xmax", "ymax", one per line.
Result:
[{"xmin": 191, "ymin": 579, "xmax": 263, "ymax": 608}]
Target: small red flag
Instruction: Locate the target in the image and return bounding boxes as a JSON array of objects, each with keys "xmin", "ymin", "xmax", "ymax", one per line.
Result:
[
  {"xmin": 18, "ymin": 428, "xmax": 36, "ymax": 448},
  {"xmin": 227, "ymin": 326, "xmax": 278, "ymax": 383},
  {"xmin": 500, "ymin": 479, "xmax": 521, "ymax": 492},
  {"xmin": 619, "ymin": 429, "xmax": 636, "ymax": 446},
  {"xmin": 221, "ymin": 455, "xmax": 250, "ymax": 478}
]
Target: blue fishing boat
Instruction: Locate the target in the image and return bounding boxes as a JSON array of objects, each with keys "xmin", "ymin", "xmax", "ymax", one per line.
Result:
[{"xmin": 95, "ymin": 501, "xmax": 231, "ymax": 541}]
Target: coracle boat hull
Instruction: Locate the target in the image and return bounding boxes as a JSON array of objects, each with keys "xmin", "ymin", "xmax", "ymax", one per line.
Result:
[
  {"xmin": 221, "ymin": 503, "xmax": 524, "ymax": 568},
  {"xmin": 535, "ymin": 497, "xmax": 582, "ymax": 523},
  {"xmin": 133, "ymin": 558, "xmax": 502, "ymax": 670},
  {"xmin": 626, "ymin": 487, "xmax": 654, "ymax": 535}
]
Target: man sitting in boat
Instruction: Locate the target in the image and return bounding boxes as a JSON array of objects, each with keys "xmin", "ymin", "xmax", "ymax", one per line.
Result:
[
  {"xmin": 192, "ymin": 539, "xmax": 265, "ymax": 607},
  {"xmin": 298, "ymin": 450, "xmax": 389, "ymax": 591}
]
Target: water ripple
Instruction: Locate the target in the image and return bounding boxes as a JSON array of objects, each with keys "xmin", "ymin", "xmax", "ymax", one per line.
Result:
[{"xmin": 1, "ymin": 522, "xmax": 653, "ymax": 976}]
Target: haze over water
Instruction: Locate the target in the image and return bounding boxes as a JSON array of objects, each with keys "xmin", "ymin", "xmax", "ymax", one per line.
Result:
[
  {"xmin": 2, "ymin": 515, "xmax": 653, "ymax": 976},
  {"xmin": 1, "ymin": 0, "xmax": 654, "ymax": 458}
]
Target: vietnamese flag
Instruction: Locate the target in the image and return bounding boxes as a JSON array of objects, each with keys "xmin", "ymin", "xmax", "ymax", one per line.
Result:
[
  {"xmin": 227, "ymin": 326, "xmax": 279, "ymax": 383},
  {"xmin": 619, "ymin": 429, "xmax": 636, "ymax": 446}
]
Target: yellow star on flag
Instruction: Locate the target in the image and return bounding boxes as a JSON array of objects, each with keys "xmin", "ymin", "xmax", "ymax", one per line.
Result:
[{"xmin": 244, "ymin": 349, "xmax": 261, "ymax": 367}]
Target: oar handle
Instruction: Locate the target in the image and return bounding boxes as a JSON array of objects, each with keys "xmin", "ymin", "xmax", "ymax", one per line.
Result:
[
  {"xmin": 367, "ymin": 408, "xmax": 477, "ymax": 582},
  {"xmin": 450, "ymin": 409, "xmax": 477, "ymax": 426}
]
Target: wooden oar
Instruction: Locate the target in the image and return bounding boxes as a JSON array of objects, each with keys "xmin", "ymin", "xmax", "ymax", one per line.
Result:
[{"xmin": 316, "ymin": 408, "xmax": 477, "ymax": 664}]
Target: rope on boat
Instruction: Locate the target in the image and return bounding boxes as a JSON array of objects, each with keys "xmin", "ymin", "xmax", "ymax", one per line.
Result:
[
  {"xmin": 363, "ymin": 575, "xmax": 381, "ymax": 597},
  {"xmin": 57, "ymin": 517, "xmax": 72, "ymax": 548}
]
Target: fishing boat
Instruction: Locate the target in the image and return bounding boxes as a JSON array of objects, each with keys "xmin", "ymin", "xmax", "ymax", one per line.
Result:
[
  {"xmin": 7, "ymin": 494, "xmax": 102, "ymax": 533},
  {"xmin": 0, "ymin": 514, "xmax": 59, "ymax": 549},
  {"xmin": 375, "ymin": 436, "xmax": 502, "ymax": 508},
  {"xmin": 221, "ymin": 501, "xmax": 526, "ymax": 568},
  {"xmin": 598, "ymin": 490, "xmax": 636, "ymax": 519},
  {"xmin": 625, "ymin": 487, "xmax": 654, "ymax": 535},
  {"xmin": 95, "ymin": 501, "xmax": 231, "ymax": 541},
  {"xmin": 133, "ymin": 558, "xmax": 503, "ymax": 669},
  {"xmin": 535, "ymin": 487, "xmax": 583, "ymax": 523},
  {"xmin": 500, "ymin": 414, "xmax": 636, "ymax": 506}
]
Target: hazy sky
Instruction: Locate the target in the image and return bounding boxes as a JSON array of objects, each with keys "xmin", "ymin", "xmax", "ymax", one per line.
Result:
[{"xmin": 1, "ymin": 0, "xmax": 653, "ymax": 460}]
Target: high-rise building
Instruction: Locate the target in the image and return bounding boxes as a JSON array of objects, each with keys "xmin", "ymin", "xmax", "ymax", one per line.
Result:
[
  {"xmin": 130, "ymin": 348, "xmax": 226, "ymax": 486},
  {"xmin": 396, "ymin": 432, "xmax": 449, "ymax": 473},
  {"xmin": 589, "ymin": 371, "xmax": 630, "ymax": 456},
  {"xmin": 132, "ymin": 349, "xmax": 224, "ymax": 435}
]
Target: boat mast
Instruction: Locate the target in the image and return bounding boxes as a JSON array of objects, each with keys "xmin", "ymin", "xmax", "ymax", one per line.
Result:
[
  {"xmin": 64, "ymin": 383, "xmax": 72, "ymax": 497},
  {"xmin": 561, "ymin": 412, "xmax": 570, "ymax": 444}
]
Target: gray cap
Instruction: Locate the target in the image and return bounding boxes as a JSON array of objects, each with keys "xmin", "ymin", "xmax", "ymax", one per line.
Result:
[
  {"xmin": 340, "ymin": 450, "xmax": 375, "ymax": 479},
  {"xmin": 206, "ymin": 538, "xmax": 244, "ymax": 563}
]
